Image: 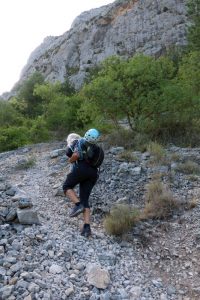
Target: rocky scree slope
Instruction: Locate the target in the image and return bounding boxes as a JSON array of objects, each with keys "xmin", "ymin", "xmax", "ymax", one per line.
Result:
[
  {"xmin": 0, "ymin": 142, "xmax": 200, "ymax": 300},
  {"xmin": 17, "ymin": 0, "xmax": 188, "ymax": 91}
]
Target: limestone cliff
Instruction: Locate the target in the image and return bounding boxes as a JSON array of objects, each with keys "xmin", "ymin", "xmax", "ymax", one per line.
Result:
[{"xmin": 19, "ymin": 0, "xmax": 188, "ymax": 89}]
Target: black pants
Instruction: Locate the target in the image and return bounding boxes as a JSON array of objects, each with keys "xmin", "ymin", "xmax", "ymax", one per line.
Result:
[{"xmin": 63, "ymin": 161, "xmax": 98, "ymax": 208}]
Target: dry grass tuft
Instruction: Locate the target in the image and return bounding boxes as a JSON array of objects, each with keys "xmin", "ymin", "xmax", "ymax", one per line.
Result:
[
  {"xmin": 170, "ymin": 152, "xmax": 181, "ymax": 162},
  {"xmin": 143, "ymin": 180, "xmax": 179, "ymax": 219},
  {"xmin": 151, "ymin": 172, "xmax": 163, "ymax": 181},
  {"xmin": 175, "ymin": 160, "xmax": 200, "ymax": 175},
  {"xmin": 186, "ymin": 198, "xmax": 199, "ymax": 210},
  {"xmin": 15, "ymin": 156, "xmax": 36, "ymax": 170},
  {"xmin": 117, "ymin": 150, "xmax": 137, "ymax": 162},
  {"xmin": 147, "ymin": 142, "xmax": 166, "ymax": 164},
  {"xmin": 103, "ymin": 204, "xmax": 139, "ymax": 236}
]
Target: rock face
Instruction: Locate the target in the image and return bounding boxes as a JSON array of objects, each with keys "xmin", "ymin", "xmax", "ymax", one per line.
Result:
[{"xmin": 18, "ymin": 0, "xmax": 188, "ymax": 89}]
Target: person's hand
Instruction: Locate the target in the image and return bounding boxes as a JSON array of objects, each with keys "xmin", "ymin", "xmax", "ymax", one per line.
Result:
[{"xmin": 68, "ymin": 152, "xmax": 79, "ymax": 163}]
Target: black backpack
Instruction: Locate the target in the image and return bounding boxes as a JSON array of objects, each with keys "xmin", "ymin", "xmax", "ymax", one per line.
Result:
[{"xmin": 85, "ymin": 144, "xmax": 104, "ymax": 168}]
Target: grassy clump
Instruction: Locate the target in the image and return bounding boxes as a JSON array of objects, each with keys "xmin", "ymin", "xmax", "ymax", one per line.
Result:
[
  {"xmin": 15, "ymin": 156, "xmax": 36, "ymax": 170},
  {"xmin": 117, "ymin": 150, "xmax": 138, "ymax": 162},
  {"xmin": 143, "ymin": 180, "xmax": 178, "ymax": 219},
  {"xmin": 186, "ymin": 198, "xmax": 199, "ymax": 210},
  {"xmin": 170, "ymin": 152, "xmax": 181, "ymax": 162},
  {"xmin": 175, "ymin": 160, "xmax": 200, "ymax": 175},
  {"xmin": 187, "ymin": 174, "xmax": 199, "ymax": 181},
  {"xmin": 147, "ymin": 141, "xmax": 166, "ymax": 164},
  {"xmin": 103, "ymin": 204, "xmax": 139, "ymax": 236}
]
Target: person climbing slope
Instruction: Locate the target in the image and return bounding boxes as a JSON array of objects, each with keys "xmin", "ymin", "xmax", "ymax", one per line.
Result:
[{"xmin": 63, "ymin": 128, "xmax": 104, "ymax": 237}]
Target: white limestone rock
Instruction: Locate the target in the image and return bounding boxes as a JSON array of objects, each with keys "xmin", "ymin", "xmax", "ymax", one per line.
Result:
[
  {"xmin": 49, "ymin": 264, "xmax": 63, "ymax": 274},
  {"xmin": 86, "ymin": 263, "xmax": 110, "ymax": 289},
  {"xmin": 17, "ymin": 208, "xmax": 40, "ymax": 225}
]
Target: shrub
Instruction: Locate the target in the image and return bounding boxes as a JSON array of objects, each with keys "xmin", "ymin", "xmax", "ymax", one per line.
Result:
[
  {"xmin": 0, "ymin": 100, "xmax": 23, "ymax": 127},
  {"xmin": 175, "ymin": 160, "xmax": 200, "ymax": 174},
  {"xmin": 0, "ymin": 126, "xmax": 29, "ymax": 152},
  {"xmin": 103, "ymin": 204, "xmax": 139, "ymax": 236},
  {"xmin": 143, "ymin": 181, "xmax": 178, "ymax": 219},
  {"xmin": 104, "ymin": 129, "xmax": 151, "ymax": 152},
  {"xmin": 103, "ymin": 129, "xmax": 135, "ymax": 149},
  {"xmin": 187, "ymin": 174, "xmax": 199, "ymax": 181},
  {"xmin": 29, "ymin": 117, "xmax": 50, "ymax": 143},
  {"xmin": 132, "ymin": 133, "xmax": 150, "ymax": 152}
]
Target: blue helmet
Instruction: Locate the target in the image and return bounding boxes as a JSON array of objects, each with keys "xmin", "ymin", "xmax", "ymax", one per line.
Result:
[{"xmin": 84, "ymin": 128, "xmax": 100, "ymax": 143}]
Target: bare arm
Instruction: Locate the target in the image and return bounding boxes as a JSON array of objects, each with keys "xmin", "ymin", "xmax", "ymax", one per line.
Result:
[{"xmin": 68, "ymin": 152, "xmax": 79, "ymax": 163}]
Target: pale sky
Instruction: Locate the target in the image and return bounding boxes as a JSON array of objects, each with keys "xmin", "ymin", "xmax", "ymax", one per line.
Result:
[{"xmin": 0, "ymin": 0, "xmax": 113, "ymax": 95}]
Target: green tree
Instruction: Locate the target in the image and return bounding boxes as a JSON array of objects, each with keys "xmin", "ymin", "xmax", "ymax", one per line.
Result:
[
  {"xmin": 82, "ymin": 76, "xmax": 124, "ymax": 127},
  {"xmin": 45, "ymin": 94, "xmax": 83, "ymax": 135},
  {"xmin": 187, "ymin": 0, "xmax": 200, "ymax": 50},
  {"xmin": 34, "ymin": 82, "xmax": 83, "ymax": 136},
  {"xmin": 82, "ymin": 55, "xmax": 175, "ymax": 131},
  {"xmin": 59, "ymin": 79, "xmax": 75, "ymax": 96},
  {"xmin": 33, "ymin": 81, "xmax": 62, "ymax": 116},
  {"xmin": 178, "ymin": 51, "xmax": 200, "ymax": 95},
  {"xmin": 0, "ymin": 100, "xmax": 24, "ymax": 127},
  {"xmin": 17, "ymin": 72, "xmax": 45, "ymax": 117},
  {"xmin": 120, "ymin": 55, "xmax": 175, "ymax": 130}
]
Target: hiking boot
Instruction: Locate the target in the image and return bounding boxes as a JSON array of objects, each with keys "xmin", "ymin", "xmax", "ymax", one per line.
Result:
[
  {"xmin": 69, "ymin": 203, "xmax": 84, "ymax": 217},
  {"xmin": 81, "ymin": 225, "xmax": 91, "ymax": 238}
]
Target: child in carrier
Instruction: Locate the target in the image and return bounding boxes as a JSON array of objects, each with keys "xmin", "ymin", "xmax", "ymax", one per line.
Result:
[{"xmin": 66, "ymin": 133, "xmax": 81, "ymax": 167}]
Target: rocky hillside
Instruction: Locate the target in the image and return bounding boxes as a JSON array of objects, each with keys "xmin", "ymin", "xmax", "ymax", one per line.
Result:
[
  {"xmin": 16, "ymin": 0, "xmax": 188, "ymax": 90},
  {"xmin": 0, "ymin": 141, "xmax": 200, "ymax": 299}
]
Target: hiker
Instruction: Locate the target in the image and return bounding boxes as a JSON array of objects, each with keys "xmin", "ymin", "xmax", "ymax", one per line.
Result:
[{"xmin": 63, "ymin": 128, "xmax": 104, "ymax": 237}]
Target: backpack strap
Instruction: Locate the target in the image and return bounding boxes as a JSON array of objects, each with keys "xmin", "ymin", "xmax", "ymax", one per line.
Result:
[{"xmin": 77, "ymin": 138, "xmax": 86, "ymax": 160}]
